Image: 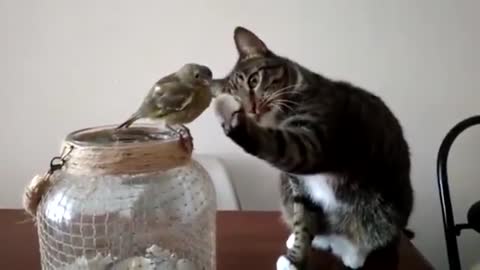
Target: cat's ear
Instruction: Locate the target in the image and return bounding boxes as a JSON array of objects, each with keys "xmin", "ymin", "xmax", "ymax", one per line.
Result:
[
  {"xmin": 210, "ymin": 79, "xmax": 226, "ymax": 97},
  {"xmin": 234, "ymin": 27, "xmax": 269, "ymax": 58}
]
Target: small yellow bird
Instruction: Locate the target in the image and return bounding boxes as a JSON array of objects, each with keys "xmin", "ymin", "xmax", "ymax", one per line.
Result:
[{"xmin": 117, "ymin": 63, "xmax": 213, "ymax": 151}]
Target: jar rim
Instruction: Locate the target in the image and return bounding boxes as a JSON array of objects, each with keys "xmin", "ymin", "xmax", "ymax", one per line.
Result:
[
  {"xmin": 61, "ymin": 124, "xmax": 192, "ymax": 175},
  {"xmin": 65, "ymin": 124, "xmax": 184, "ymax": 148}
]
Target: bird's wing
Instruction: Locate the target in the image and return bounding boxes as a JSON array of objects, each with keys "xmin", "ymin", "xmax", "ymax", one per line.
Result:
[
  {"xmin": 156, "ymin": 72, "xmax": 179, "ymax": 85},
  {"xmin": 153, "ymin": 83, "xmax": 194, "ymax": 114}
]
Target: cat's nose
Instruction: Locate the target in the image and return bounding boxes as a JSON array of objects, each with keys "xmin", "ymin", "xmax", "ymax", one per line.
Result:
[{"xmin": 247, "ymin": 105, "xmax": 255, "ymax": 114}]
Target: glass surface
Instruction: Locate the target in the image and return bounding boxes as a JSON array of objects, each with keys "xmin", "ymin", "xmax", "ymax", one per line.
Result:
[{"xmin": 36, "ymin": 125, "xmax": 216, "ymax": 270}]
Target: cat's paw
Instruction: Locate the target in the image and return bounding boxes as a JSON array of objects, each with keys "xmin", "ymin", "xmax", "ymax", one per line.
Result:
[
  {"xmin": 213, "ymin": 94, "xmax": 243, "ymax": 133},
  {"xmin": 276, "ymin": 255, "xmax": 298, "ymax": 270},
  {"xmin": 286, "ymin": 234, "xmax": 294, "ymax": 249},
  {"xmin": 329, "ymin": 236, "xmax": 367, "ymax": 269},
  {"xmin": 339, "ymin": 251, "xmax": 366, "ymax": 269},
  {"xmin": 311, "ymin": 235, "xmax": 331, "ymax": 251},
  {"xmin": 342, "ymin": 254, "xmax": 366, "ymax": 269}
]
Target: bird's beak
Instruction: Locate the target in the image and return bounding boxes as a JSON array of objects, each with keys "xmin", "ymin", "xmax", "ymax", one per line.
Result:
[{"xmin": 202, "ymin": 79, "xmax": 211, "ymax": 86}]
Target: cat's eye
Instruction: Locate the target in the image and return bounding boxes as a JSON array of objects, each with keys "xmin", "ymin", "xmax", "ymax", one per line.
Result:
[
  {"xmin": 235, "ymin": 73, "xmax": 245, "ymax": 82},
  {"xmin": 248, "ymin": 74, "xmax": 259, "ymax": 89}
]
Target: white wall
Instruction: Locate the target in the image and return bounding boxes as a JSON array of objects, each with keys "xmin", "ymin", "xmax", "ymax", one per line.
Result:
[{"xmin": 1, "ymin": 1, "xmax": 479, "ymax": 269}]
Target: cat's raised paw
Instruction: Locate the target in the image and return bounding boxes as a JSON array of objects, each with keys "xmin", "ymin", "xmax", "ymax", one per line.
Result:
[
  {"xmin": 214, "ymin": 94, "xmax": 242, "ymax": 133},
  {"xmin": 286, "ymin": 234, "xmax": 294, "ymax": 249},
  {"xmin": 276, "ymin": 255, "xmax": 298, "ymax": 270}
]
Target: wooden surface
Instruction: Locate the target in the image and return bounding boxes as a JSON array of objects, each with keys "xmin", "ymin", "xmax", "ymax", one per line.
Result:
[{"xmin": 0, "ymin": 210, "xmax": 434, "ymax": 270}]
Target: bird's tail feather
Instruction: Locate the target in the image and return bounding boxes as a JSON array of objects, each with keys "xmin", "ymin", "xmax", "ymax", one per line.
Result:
[{"xmin": 116, "ymin": 114, "xmax": 141, "ymax": 129}]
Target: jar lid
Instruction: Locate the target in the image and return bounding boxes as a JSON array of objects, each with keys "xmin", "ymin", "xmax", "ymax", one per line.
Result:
[{"xmin": 61, "ymin": 124, "xmax": 192, "ymax": 175}]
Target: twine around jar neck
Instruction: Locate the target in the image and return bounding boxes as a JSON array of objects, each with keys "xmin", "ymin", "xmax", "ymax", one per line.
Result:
[
  {"xmin": 62, "ymin": 137, "xmax": 192, "ymax": 176},
  {"xmin": 22, "ymin": 125, "xmax": 193, "ymax": 219}
]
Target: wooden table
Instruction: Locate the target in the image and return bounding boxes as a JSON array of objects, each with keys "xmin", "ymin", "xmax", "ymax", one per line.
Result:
[{"xmin": 0, "ymin": 210, "xmax": 433, "ymax": 270}]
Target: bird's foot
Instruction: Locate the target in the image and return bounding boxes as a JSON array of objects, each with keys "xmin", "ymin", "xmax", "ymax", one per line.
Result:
[
  {"xmin": 179, "ymin": 125, "xmax": 192, "ymax": 139},
  {"xmin": 166, "ymin": 124, "xmax": 193, "ymax": 153},
  {"xmin": 178, "ymin": 130, "xmax": 193, "ymax": 153}
]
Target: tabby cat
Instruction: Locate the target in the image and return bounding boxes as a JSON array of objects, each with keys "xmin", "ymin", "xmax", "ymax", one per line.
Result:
[{"xmin": 212, "ymin": 27, "xmax": 414, "ymax": 270}]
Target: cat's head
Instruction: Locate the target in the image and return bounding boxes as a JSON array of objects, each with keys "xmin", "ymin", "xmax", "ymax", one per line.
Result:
[{"xmin": 212, "ymin": 27, "xmax": 301, "ymax": 125}]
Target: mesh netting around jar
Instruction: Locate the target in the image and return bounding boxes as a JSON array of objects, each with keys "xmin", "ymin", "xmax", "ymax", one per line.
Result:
[{"xmin": 37, "ymin": 160, "xmax": 216, "ymax": 270}]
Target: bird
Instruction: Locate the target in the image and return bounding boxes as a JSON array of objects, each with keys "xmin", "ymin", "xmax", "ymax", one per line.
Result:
[{"xmin": 116, "ymin": 63, "xmax": 213, "ymax": 151}]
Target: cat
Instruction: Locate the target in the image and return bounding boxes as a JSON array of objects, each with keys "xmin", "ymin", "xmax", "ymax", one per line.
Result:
[{"xmin": 212, "ymin": 26, "xmax": 414, "ymax": 270}]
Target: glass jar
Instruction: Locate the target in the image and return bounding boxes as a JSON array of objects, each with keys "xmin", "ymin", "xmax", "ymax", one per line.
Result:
[{"xmin": 32, "ymin": 125, "xmax": 216, "ymax": 270}]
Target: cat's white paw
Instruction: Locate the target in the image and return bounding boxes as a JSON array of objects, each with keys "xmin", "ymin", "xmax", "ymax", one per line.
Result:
[
  {"xmin": 329, "ymin": 235, "xmax": 368, "ymax": 269},
  {"xmin": 276, "ymin": 255, "xmax": 297, "ymax": 270},
  {"xmin": 340, "ymin": 252, "xmax": 367, "ymax": 269},
  {"xmin": 286, "ymin": 234, "xmax": 294, "ymax": 249},
  {"xmin": 312, "ymin": 235, "xmax": 330, "ymax": 251},
  {"xmin": 213, "ymin": 94, "xmax": 242, "ymax": 132}
]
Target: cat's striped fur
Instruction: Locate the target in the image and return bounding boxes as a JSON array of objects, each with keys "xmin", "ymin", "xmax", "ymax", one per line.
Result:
[{"xmin": 213, "ymin": 27, "xmax": 414, "ymax": 269}]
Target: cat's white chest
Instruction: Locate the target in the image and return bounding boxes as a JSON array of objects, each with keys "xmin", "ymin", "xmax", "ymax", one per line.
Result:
[{"xmin": 297, "ymin": 173, "xmax": 340, "ymax": 212}]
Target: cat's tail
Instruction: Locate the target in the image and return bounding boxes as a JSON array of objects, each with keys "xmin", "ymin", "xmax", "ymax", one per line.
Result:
[{"xmin": 402, "ymin": 228, "xmax": 415, "ymax": 239}]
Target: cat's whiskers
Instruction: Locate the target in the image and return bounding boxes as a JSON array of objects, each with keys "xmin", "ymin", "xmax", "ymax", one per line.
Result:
[
  {"xmin": 274, "ymin": 105, "xmax": 287, "ymax": 114},
  {"xmin": 265, "ymin": 85, "xmax": 299, "ymax": 101},
  {"xmin": 277, "ymin": 103, "xmax": 295, "ymax": 112},
  {"xmin": 273, "ymin": 100, "xmax": 296, "ymax": 113},
  {"xmin": 273, "ymin": 103, "xmax": 294, "ymax": 115},
  {"xmin": 277, "ymin": 99, "xmax": 301, "ymax": 106},
  {"xmin": 275, "ymin": 97, "xmax": 300, "ymax": 107},
  {"xmin": 259, "ymin": 84, "xmax": 301, "ymax": 109}
]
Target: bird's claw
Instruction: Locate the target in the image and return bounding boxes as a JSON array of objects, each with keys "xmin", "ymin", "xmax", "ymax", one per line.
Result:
[
  {"xmin": 179, "ymin": 125, "xmax": 192, "ymax": 138},
  {"xmin": 166, "ymin": 124, "xmax": 193, "ymax": 153},
  {"xmin": 178, "ymin": 132, "xmax": 193, "ymax": 153},
  {"xmin": 177, "ymin": 125, "xmax": 193, "ymax": 152}
]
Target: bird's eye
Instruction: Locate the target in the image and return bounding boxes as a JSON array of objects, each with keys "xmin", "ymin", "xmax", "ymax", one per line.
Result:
[
  {"xmin": 194, "ymin": 73, "xmax": 200, "ymax": 79},
  {"xmin": 248, "ymin": 74, "xmax": 259, "ymax": 89}
]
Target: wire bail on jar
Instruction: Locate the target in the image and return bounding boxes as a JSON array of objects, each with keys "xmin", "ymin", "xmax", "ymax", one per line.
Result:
[{"xmin": 22, "ymin": 145, "xmax": 74, "ymax": 219}]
